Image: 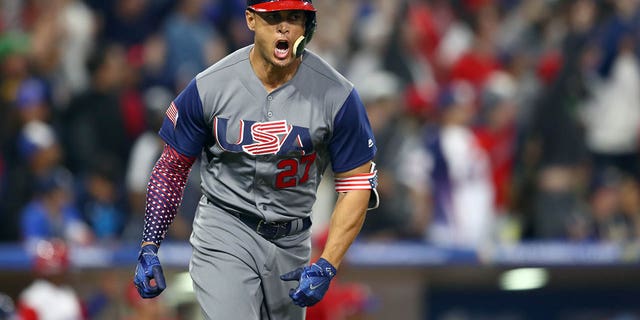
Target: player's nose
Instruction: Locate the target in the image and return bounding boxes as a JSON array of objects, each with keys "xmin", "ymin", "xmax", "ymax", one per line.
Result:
[{"xmin": 277, "ymin": 23, "xmax": 289, "ymax": 34}]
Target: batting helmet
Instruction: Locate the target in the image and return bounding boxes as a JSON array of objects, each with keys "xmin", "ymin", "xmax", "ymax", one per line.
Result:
[{"xmin": 247, "ymin": 0, "xmax": 317, "ymax": 57}]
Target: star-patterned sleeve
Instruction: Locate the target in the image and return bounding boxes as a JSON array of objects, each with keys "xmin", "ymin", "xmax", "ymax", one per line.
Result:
[{"xmin": 142, "ymin": 144, "xmax": 196, "ymax": 246}]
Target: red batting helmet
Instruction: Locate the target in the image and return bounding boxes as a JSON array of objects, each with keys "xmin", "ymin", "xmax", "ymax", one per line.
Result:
[
  {"xmin": 247, "ymin": 0, "xmax": 316, "ymax": 13},
  {"xmin": 247, "ymin": 0, "xmax": 317, "ymax": 57}
]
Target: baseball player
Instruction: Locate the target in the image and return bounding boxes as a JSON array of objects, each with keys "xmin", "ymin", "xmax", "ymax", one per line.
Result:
[{"xmin": 133, "ymin": 1, "xmax": 379, "ymax": 319}]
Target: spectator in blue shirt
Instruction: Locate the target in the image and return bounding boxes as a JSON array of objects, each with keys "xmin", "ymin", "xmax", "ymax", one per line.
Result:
[{"xmin": 20, "ymin": 168, "xmax": 93, "ymax": 247}]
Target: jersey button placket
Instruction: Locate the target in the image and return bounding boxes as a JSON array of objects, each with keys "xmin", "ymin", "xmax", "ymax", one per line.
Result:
[
  {"xmin": 266, "ymin": 95, "xmax": 274, "ymax": 119},
  {"xmin": 255, "ymin": 158, "xmax": 271, "ymax": 216}
]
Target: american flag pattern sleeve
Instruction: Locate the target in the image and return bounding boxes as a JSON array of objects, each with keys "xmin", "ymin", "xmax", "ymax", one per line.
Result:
[
  {"xmin": 142, "ymin": 145, "xmax": 196, "ymax": 245},
  {"xmin": 166, "ymin": 101, "xmax": 179, "ymax": 127},
  {"xmin": 334, "ymin": 162, "xmax": 379, "ymax": 210}
]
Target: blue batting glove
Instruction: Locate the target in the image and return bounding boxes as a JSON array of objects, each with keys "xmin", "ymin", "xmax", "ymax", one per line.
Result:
[
  {"xmin": 133, "ymin": 244, "xmax": 166, "ymax": 299},
  {"xmin": 280, "ymin": 258, "xmax": 336, "ymax": 307}
]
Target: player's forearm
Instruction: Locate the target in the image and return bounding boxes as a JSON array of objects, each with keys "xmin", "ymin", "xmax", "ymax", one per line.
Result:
[
  {"xmin": 320, "ymin": 189, "xmax": 370, "ymax": 269},
  {"xmin": 142, "ymin": 145, "xmax": 196, "ymax": 246}
]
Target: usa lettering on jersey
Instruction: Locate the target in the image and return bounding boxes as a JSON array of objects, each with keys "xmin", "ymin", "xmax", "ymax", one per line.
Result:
[
  {"xmin": 242, "ymin": 120, "xmax": 290, "ymax": 155},
  {"xmin": 214, "ymin": 117, "xmax": 313, "ymax": 156}
]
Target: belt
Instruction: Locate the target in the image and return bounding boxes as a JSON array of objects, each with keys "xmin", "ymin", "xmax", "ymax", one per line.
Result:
[{"xmin": 206, "ymin": 197, "xmax": 312, "ymax": 240}]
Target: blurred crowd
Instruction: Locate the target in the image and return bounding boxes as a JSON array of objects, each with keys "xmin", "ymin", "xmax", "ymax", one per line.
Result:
[{"xmin": 1, "ymin": 0, "xmax": 640, "ymax": 252}]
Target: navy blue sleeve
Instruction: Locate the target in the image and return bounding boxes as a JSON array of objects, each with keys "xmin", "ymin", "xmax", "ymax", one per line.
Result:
[
  {"xmin": 159, "ymin": 79, "xmax": 209, "ymax": 157},
  {"xmin": 329, "ymin": 88, "xmax": 377, "ymax": 173}
]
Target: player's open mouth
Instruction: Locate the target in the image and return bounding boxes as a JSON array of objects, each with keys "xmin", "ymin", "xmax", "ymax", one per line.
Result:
[{"xmin": 275, "ymin": 40, "xmax": 290, "ymax": 59}]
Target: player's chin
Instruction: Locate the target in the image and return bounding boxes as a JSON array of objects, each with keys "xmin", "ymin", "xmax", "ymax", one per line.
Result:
[{"xmin": 271, "ymin": 54, "xmax": 296, "ymax": 68}]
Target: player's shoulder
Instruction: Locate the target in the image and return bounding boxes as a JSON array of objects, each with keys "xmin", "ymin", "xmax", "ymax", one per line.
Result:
[
  {"xmin": 300, "ymin": 50, "xmax": 353, "ymax": 92},
  {"xmin": 195, "ymin": 46, "xmax": 252, "ymax": 82}
]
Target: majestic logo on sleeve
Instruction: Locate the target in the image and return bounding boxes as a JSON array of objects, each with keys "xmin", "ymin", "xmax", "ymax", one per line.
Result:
[{"xmin": 214, "ymin": 117, "xmax": 313, "ymax": 156}]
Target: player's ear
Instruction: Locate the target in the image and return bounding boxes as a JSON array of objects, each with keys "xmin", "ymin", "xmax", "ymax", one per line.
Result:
[{"xmin": 246, "ymin": 10, "xmax": 256, "ymax": 31}]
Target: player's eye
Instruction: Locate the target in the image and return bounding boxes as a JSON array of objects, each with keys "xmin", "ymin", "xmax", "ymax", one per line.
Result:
[
  {"xmin": 264, "ymin": 13, "xmax": 282, "ymax": 23},
  {"xmin": 288, "ymin": 13, "xmax": 303, "ymax": 22}
]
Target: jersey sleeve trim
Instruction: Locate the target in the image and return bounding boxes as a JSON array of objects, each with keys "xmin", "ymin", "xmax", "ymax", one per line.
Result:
[{"xmin": 334, "ymin": 162, "xmax": 380, "ymax": 210}]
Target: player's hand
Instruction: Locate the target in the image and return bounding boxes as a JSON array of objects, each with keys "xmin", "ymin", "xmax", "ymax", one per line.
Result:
[
  {"xmin": 280, "ymin": 258, "xmax": 336, "ymax": 307},
  {"xmin": 133, "ymin": 244, "xmax": 166, "ymax": 298}
]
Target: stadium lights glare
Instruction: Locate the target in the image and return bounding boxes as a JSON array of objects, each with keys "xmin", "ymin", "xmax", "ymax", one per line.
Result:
[{"xmin": 499, "ymin": 268, "xmax": 549, "ymax": 291}]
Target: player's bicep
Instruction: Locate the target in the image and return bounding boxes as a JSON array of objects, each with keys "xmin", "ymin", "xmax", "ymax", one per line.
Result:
[{"xmin": 159, "ymin": 78, "xmax": 209, "ymax": 157}]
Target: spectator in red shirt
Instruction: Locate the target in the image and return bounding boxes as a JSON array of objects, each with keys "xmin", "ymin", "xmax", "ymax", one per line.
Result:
[
  {"xmin": 449, "ymin": 4, "xmax": 502, "ymax": 89},
  {"xmin": 473, "ymin": 72, "xmax": 518, "ymax": 214}
]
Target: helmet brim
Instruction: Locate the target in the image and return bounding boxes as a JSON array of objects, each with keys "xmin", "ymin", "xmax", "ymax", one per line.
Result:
[{"xmin": 249, "ymin": 1, "xmax": 316, "ymax": 12}]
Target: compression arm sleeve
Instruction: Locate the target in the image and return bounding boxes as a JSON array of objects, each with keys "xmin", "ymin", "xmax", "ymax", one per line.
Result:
[{"xmin": 142, "ymin": 145, "xmax": 196, "ymax": 246}]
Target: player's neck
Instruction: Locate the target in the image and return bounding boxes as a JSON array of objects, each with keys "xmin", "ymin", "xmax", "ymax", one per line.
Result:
[{"xmin": 250, "ymin": 48, "xmax": 301, "ymax": 93}]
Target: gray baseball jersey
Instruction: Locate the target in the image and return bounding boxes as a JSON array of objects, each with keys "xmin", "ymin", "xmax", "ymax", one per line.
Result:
[{"xmin": 159, "ymin": 45, "xmax": 376, "ymax": 319}]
